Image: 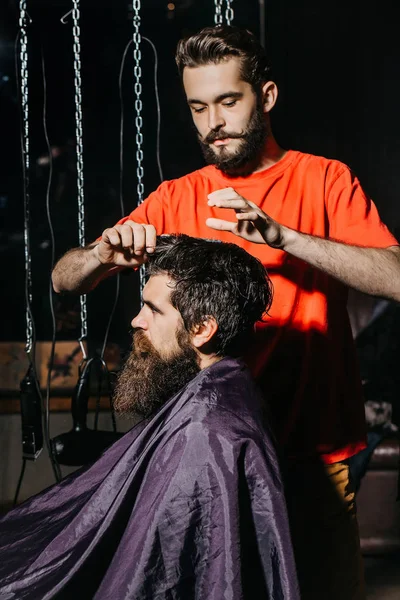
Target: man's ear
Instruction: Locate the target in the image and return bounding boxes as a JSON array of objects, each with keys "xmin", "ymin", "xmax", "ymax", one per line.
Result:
[
  {"xmin": 191, "ymin": 316, "xmax": 218, "ymax": 349},
  {"xmin": 260, "ymin": 80, "xmax": 278, "ymax": 113}
]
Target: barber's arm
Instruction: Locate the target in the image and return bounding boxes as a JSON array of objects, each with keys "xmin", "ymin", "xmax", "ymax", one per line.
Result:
[
  {"xmin": 206, "ymin": 187, "xmax": 400, "ymax": 302},
  {"xmin": 52, "ymin": 222, "xmax": 156, "ymax": 294}
]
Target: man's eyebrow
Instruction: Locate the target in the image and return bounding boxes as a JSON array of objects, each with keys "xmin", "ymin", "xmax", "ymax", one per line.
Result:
[
  {"xmin": 187, "ymin": 91, "xmax": 243, "ymax": 105},
  {"xmin": 143, "ymin": 299, "xmax": 164, "ymax": 314}
]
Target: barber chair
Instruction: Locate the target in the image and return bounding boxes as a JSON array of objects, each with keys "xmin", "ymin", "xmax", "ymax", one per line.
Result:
[{"xmin": 356, "ymin": 437, "xmax": 400, "ymax": 555}]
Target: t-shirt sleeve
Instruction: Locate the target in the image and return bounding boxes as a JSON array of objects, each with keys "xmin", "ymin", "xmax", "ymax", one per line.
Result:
[
  {"xmin": 115, "ymin": 182, "xmax": 168, "ymax": 233},
  {"xmin": 326, "ymin": 166, "xmax": 398, "ymax": 248}
]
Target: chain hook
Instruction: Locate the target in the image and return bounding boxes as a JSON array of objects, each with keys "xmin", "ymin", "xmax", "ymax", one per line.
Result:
[
  {"xmin": 79, "ymin": 337, "xmax": 88, "ymax": 361},
  {"xmin": 60, "ymin": 9, "xmax": 73, "ymax": 24}
]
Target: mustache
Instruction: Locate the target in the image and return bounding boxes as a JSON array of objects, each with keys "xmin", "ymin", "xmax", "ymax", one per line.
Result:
[
  {"xmin": 202, "ymin": 129, "xmax": 244, "ymax": 144},
  {"xmin": 132, "ymin": 329, "xmax": 155, "ymax": 358}
]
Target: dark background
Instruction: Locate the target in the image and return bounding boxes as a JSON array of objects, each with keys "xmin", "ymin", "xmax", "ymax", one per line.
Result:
[{"xmin": 1, "ymin": 0, "xmax": 399, "ymax": 349}]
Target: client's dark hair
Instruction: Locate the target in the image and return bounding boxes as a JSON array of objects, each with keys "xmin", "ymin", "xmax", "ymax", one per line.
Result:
[
  {"xmin": 146, "ymin": 234, "xmax": 273, "ymax": 357},
  {"xmin": 175, "ymin": 25, "xmax": 271, "ymax": 91}
]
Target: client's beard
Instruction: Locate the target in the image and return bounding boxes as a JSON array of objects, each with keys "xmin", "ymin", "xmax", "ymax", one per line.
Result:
[{"xmin": 113, "ymin": 329, "xmax": 200, "ymax": 418}]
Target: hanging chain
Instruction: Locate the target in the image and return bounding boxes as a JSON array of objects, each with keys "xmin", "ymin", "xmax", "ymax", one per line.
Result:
[
  {"xmin": 72, "ymin": 0, "xmax": 88, "ymax": 347},
  {"xmin": 19, "ymin": 1, "xmax": 34, "ymax": 355},
  {"xmin": 133, "ymin": 1, "xmax": 144, "ymax": 204},
  {"xmin": 214, "ymin": 0, "xmax": 223, "ymax": 25},
  {"xmin": 214, "ymin": 0, "xmax": 234, "ymax": 25},
  {"xmin": 225, "ymin": 0, "xmax": 234, "ymax": 25},
  {"xmin": 132, "ymin": 0, "xmax": 146, "ymax": 298}
]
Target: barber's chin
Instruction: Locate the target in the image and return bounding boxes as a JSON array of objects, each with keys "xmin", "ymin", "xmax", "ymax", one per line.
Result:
[
  {"xmin": 218, "ymin": 158, "xmax": 260, "ymax": 178},
  {"xmin": 211, "ymin": 146, "xmax": 236, "ymax": 161}
]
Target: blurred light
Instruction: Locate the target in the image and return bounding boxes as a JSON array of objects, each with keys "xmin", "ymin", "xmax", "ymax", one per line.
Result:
[{"xmin": 167, "ymin": 3, "xmax": 175, "ymax": 10}]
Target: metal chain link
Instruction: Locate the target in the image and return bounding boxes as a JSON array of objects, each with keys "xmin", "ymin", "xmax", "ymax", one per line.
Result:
[
  {"xmin": 72, "ymin": 0, "xmax": 88, "ymax": 344},
  {"xmin": 19, "ymin": 0, "xmax": 34, "ymax": 355},
  {"xmin": 214, "ymin": 0, "xmax": 234, "ymax": 25},
  {"xmin": 214, "ymin": 0, "xmax": 223, "ymax": 25},
  {"xmin": 225, "ymin": 0, "xmax": 234, "ymax": 25},
  {"xmin": 133, "ymin": 0, "xmax": 144, "ymax": 204},
  {"xmin": 132, "ymin": 0, "xmax": 146, "ymax": 298}
]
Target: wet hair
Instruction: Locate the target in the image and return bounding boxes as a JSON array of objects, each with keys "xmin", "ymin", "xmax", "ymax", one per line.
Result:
[
  {"xmin": 146, "ymin": 234, "xmax": 273, "ymax": 357},
  {"xmin": 175, "ymin": 25, "xmax": 271, "ymax": 91}
]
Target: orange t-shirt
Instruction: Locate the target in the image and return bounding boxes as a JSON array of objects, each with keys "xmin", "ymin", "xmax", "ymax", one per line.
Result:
[{"xmin": 119, "ymin": 150, "xmax": 398, "ymax": 464}]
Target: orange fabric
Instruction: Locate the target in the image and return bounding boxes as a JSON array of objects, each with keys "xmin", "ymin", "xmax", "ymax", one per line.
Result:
[{"xmin": 119, "ymin": 150, "xmax": 398, "ymax": 463}]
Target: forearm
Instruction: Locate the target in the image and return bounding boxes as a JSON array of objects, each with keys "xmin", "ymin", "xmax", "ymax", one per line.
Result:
[
  {"xmin": 52, "ymin": 243, "xmax": 117, "ymax": 294},
  {"xmin": 282, "ymin": 227, "xmax": 400, "ymax": 301}
]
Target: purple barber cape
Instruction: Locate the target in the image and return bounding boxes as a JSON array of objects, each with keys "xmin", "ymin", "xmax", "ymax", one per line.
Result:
[{"xmin": 0, "ymin": 357, "xmax": 299, "ymax": 600}]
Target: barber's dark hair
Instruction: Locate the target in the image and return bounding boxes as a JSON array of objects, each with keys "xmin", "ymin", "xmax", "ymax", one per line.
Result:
[
  {"xmin": 175, "ymin": 25, "xmax": 271, "ymax": 91},
  {"xmin": 146, "ymin": 234, "xmax": 273, "ymax": 357}
]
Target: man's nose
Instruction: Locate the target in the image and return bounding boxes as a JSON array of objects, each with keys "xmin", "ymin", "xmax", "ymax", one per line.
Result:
[{"xmin": 208, "ymin": 106, "xmax": 225, "ymax": 131}]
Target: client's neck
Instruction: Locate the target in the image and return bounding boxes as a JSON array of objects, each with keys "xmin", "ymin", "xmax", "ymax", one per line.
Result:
[{"xmin": 198, "ymin": 353, "xmax": 222, "ymax": 371}]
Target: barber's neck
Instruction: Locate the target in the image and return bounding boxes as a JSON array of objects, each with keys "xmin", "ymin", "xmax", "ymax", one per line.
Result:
[{"xmin": 254, "ymin": 131, "xmax": 286, "ymax": 174}]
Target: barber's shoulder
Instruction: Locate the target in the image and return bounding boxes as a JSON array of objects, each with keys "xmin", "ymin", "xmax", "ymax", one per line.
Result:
[
  {"xmin": 295, "ymin": 151, "xmax": 353, "ymax": 186},
  {"xmin": 296, "ymin": 150, "xmax": 349, "ymax": 172}
]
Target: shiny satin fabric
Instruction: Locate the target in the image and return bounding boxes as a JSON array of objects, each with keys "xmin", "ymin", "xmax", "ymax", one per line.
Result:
[{"xmin": 0, "ymin": 358, "xmax": 299, "ymax": 599}]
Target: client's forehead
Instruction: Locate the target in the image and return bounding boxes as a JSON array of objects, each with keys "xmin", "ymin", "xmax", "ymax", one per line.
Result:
[{"xmin": 143, "ymin": 273, "xmax": 175, "ymax": 310}]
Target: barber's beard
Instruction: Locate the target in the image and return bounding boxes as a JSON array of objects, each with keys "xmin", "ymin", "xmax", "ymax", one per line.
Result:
[
  {"xmin": 198, "ymin": 101, "xmax": 268, "ymax": 177},
  {"xmin": 113, "ymin": 329, "xmax": 200, "ymax": 418}
]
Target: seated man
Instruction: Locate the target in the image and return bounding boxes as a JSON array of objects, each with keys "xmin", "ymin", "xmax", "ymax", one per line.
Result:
[{"xmin": 0, "ymin": 235, "xmax": 299, "ymax": 600}]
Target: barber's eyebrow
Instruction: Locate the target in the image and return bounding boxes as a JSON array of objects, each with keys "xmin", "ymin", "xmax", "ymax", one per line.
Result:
[
  {"xmin": 187, "ymin": 91, "xmax": 243, "ymax": 105},
  {"xmin": 143, "ymin": 299, "xmax": 164, "ymax": 315}
]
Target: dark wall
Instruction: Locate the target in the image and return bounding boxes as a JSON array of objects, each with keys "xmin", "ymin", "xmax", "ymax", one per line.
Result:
[
  {"xmin": 1, "ymin": 0, "xmax": 399, "ymax": 345},
  {"xmin": 267, "ymin": 0, "xmax": 400, "ymax": 229}
]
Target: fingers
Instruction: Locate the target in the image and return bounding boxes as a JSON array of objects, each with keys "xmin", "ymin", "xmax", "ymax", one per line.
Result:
[
  {"xmin": 236, "ymin": 210, "xmax": 272, "ymax": 239},
  {"xmin": 208, "ymin": 187, "xmax": 239, "ymax": 202},
  {"xmin": 236, "ymin": 211, "xmax": 260, "ymax": 222},
  {"xmin": 143, "ymin": 224, "xmax": 157, "ymax": 253},
  {"xmin": 205, "ymin": 217, "xmax": 238, "ymax": 233},
  {"xmin": 102, "ymin": 222, "xmax": 156, "ymax": 255},
  {"xmin": 208, "ymin": 188, "xmax": 262, "ymax": 216},
  {"xmin": 207, "ymin": 188, "xmax": 262, "ymax": 235},
  {"xmin": 206, "ymin": 215, "xmax": 259, "ymax": 234},
  {"xmin": 208, "ymin": 198, "xmax": 249, "ymax": 210},
  {"xmin": 208, "ymin": 187, "xmax": 247, "ymax": 210}
]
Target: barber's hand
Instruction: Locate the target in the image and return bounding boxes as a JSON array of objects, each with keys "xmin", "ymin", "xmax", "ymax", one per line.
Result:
[
  {"xmin": 94, "ymin": 221, "xmax": 157, "ymax": 267},
  {"xmin": 206, "ymin": 187, "xmax": 286, "ymax": 248}
]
